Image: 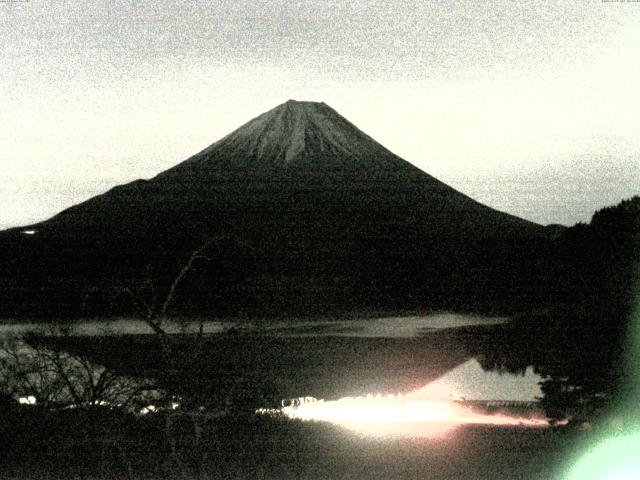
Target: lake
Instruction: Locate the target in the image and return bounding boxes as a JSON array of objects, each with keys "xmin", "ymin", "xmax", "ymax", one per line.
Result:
[
  {"xmin": 0, "ymin": 312, "xmax": 507, "ymax": 337},
  {"xmin": 1, "ymin": 313, "xmax": 583, "ymax": 480},
  {"xmin": 0, "ymin": 313, "xmax": 542, "ymax": 403}
]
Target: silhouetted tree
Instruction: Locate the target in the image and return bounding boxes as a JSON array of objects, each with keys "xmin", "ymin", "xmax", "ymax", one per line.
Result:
[{"xmin": 0, "ymin": 334, "xmax": 159, "ymax": 410}]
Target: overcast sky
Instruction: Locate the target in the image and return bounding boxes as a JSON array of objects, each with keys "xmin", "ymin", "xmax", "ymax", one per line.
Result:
[{"xmin": 1, "ymin": 0, "xmax": 639, "ymax": 229}]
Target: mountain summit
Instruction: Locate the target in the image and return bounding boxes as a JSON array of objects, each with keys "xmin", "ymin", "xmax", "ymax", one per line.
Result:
[
  {"xmin": 156, "ymin": 99, "xmax": 431, "ymax": 183},
  {"xmin": 212, "ymin": 100, "xmax": 370, "ymax": 163},
  {"xmin": 0, "ymin": 100, "xmax": 549, "ymax": 319}
]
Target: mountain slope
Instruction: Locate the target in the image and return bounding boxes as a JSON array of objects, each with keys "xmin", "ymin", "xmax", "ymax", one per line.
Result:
[{"xmin": 0, "ymin": 100, "xmax": 551, "ymax": 319}]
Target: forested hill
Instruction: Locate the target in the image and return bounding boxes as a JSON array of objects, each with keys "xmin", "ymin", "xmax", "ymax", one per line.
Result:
[{"xmin": 477, "ymin": 196, "xmax": 640, "ymax": 422}]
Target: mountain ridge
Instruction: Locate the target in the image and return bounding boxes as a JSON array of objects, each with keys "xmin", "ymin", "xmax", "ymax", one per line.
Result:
[
  {"xmin": 9, "ymin": 99, "xmax": 542, "ymax": 235},
  {"xmin": 0, "ymin": 100, "xmax": 552, "ymax": 319}
]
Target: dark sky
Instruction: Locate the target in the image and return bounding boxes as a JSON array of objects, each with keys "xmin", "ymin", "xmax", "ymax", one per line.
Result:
[{"xmin": 1, "ymin": 0, "xmax": 639, "ymax": 228}]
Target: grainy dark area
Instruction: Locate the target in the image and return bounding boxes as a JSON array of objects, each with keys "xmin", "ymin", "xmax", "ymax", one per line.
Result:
[{"xmin": 0, "ymin": 405, "xmax": 574, "ymax": 480}]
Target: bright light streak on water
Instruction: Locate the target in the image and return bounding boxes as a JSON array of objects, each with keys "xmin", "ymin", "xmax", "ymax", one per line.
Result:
[
  {"xmin": 283, "ymin": 395, "xmax": 456, "ymax": 437},
  {"xmin": 275, "ymin": 390, "xmax": 549, "ymax": 438}
]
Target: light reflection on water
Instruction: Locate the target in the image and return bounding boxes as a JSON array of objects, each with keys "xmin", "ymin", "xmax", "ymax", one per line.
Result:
[
  {"xmin": 3, "ymin": 314, "xmax": 545, "ymax": 434},
  {"xmin": 420, "ymin": 359, "xmax": 543, "ymax": 401},
  {"xmin": 266, "ymin": 358, "xmax": 547, "ymax": 438},
  {"xmin": 273, "ymin": 387, "xmax": 549, "ymax": 438}
]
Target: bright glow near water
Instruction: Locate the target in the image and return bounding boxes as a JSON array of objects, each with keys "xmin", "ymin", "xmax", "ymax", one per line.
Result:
[{"xmin": 277, "ymin": 384, "xmax": 549, "ymax": 438}]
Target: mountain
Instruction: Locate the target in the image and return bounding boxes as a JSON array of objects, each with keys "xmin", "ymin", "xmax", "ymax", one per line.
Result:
[{"xmin": 0, "ymin": 100, "xmax": 553, "ymax": 319}]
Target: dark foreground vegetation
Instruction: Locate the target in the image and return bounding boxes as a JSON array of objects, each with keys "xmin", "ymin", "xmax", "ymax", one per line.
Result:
[{"xmin": 0, "ymin": 402, "xmax": 572, "ymax": 480}]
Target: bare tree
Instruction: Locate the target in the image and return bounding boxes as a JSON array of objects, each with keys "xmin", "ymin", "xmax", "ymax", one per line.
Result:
[
  {"xmin": 116, "ymin": 238, "xmax": 218, "ymax": 338},
  {"xmin": 0, "ymin": 335, "xmax": 160, "ymax": 410}
]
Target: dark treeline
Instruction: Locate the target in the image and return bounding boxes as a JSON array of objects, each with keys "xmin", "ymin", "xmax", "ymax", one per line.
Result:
[{"xmin": 477, "ymin": 196, "xmax": 640, "ymax": 423}]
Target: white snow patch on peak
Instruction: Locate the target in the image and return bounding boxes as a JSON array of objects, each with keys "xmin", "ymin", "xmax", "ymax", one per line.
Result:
[{"xmin": 202, "ymin": 100, "xmax": 384, "ymax": 164}]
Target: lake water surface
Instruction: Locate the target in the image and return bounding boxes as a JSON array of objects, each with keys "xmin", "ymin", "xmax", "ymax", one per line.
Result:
[
  {"xmin": 0, "ymin": 313, "xmax": 541, "ymax": 402},
  {"xmin": 0, "ymin": 312, "xmax": 507, "ymax": 337}
]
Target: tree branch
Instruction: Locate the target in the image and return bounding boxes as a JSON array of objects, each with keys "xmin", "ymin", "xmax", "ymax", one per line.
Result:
[{"xmin": 159, "ymin": 239, "xmax": 215, "ymax": 316}]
